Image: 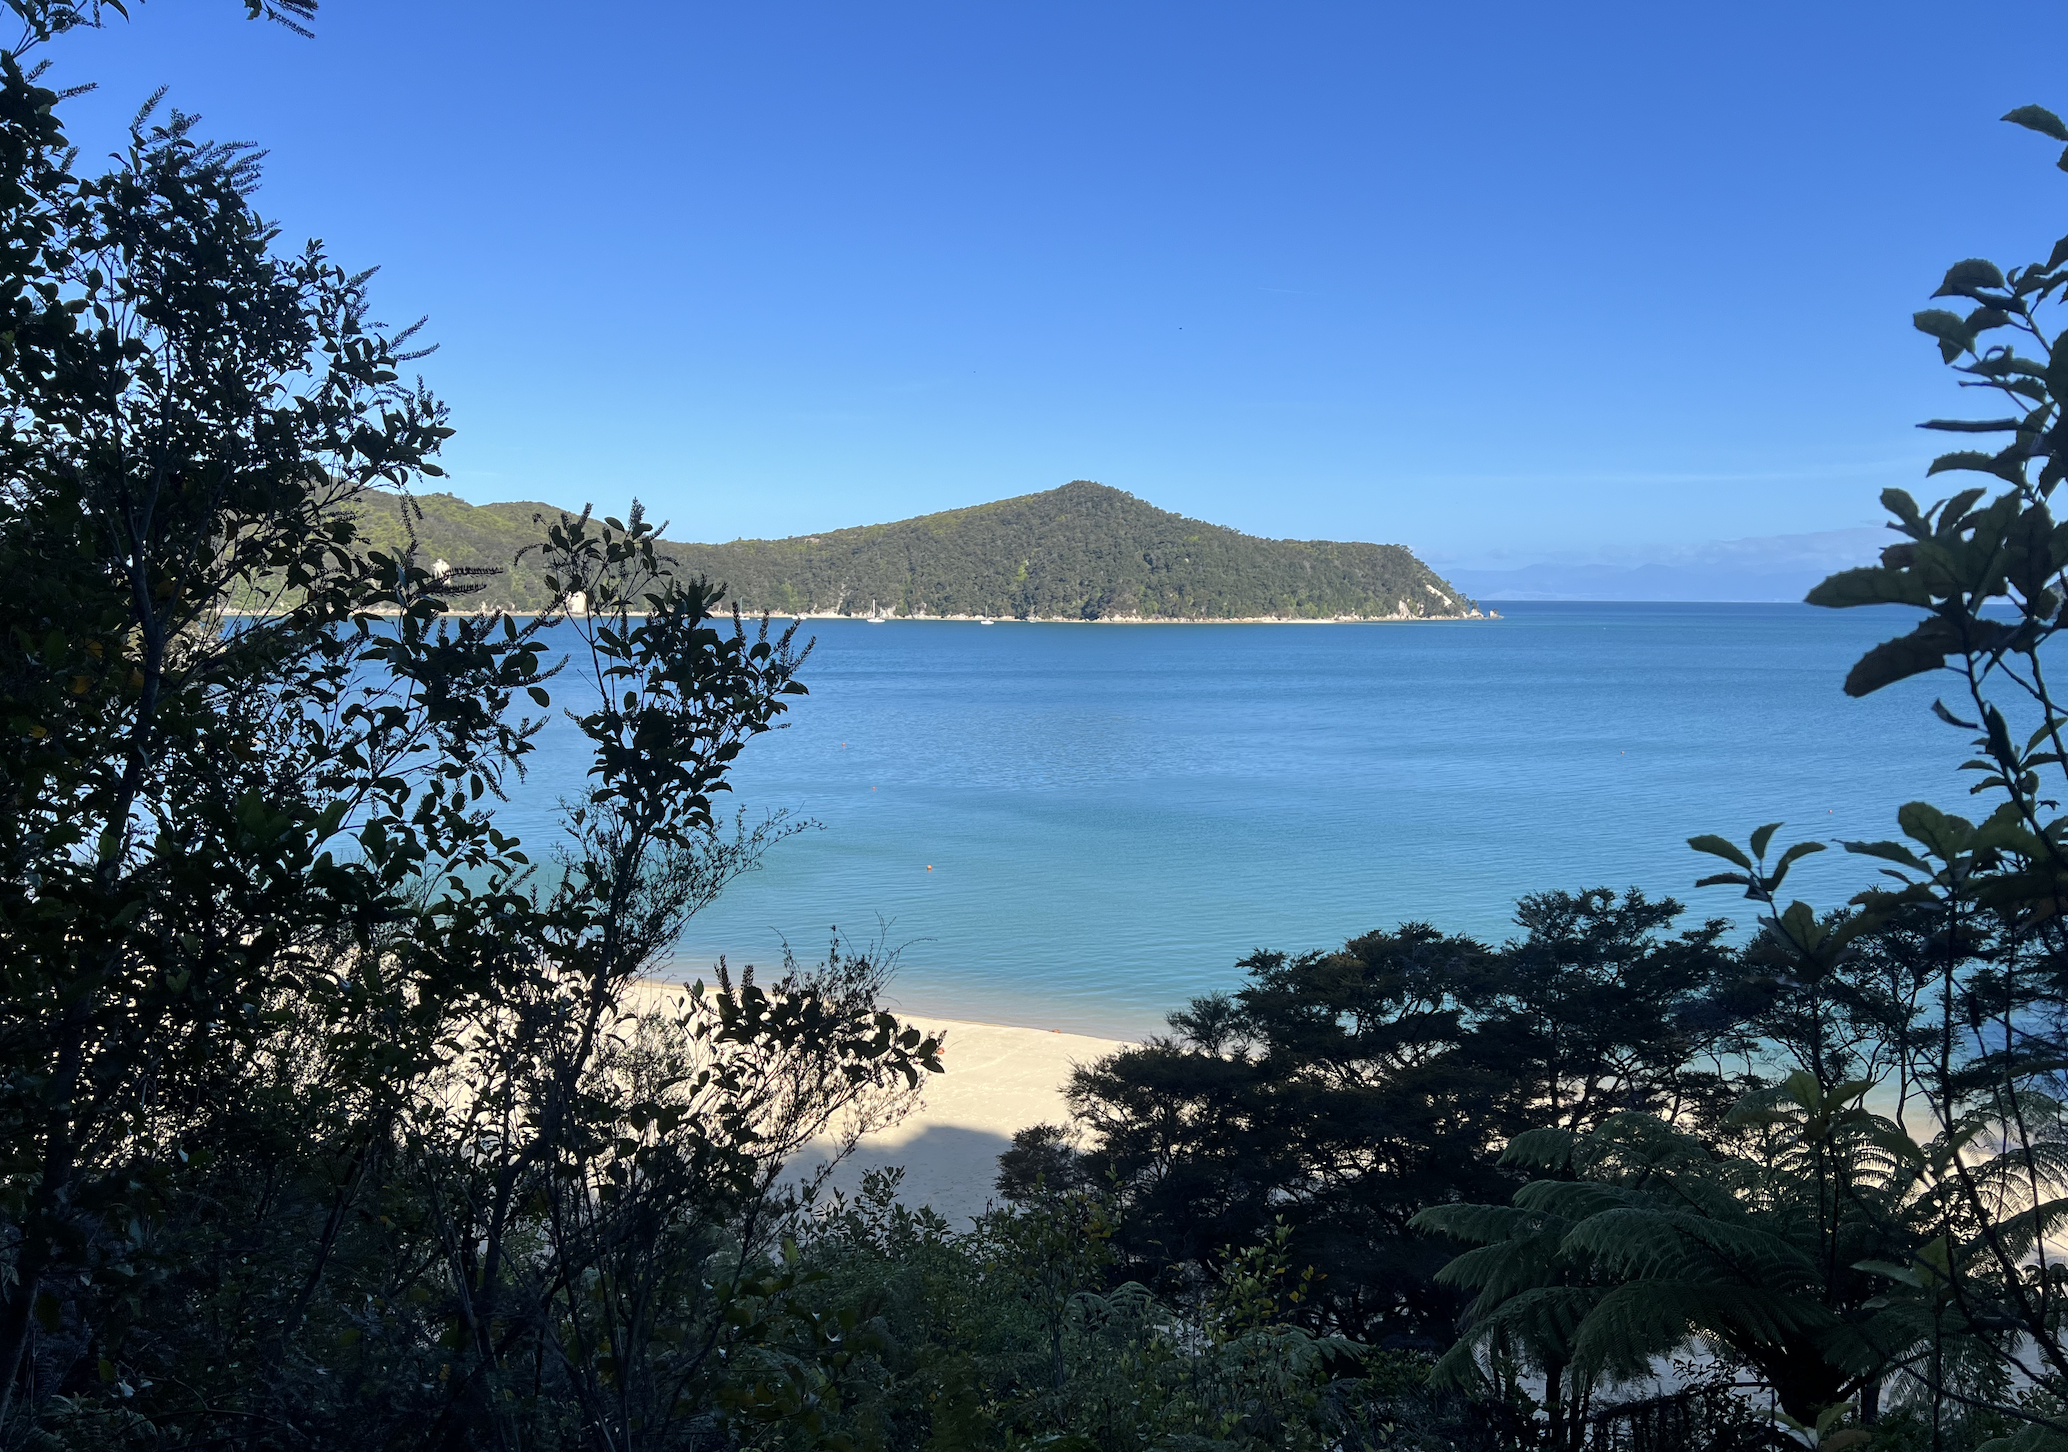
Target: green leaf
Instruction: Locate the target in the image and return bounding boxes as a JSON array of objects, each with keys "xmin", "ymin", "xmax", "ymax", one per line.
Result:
[
  {"xmin": 1926, "ymin": 450, "xmax": 2005, "ymax": 478},
  {"xmin": 1935, "ymin": 257, "xmax": 2008, "ymax": 295},
  {"xmin": 1778, "ymin": 900, "xmax": 1822, "ymax": 946},
  {"xmin": 1773, "ymin": 840, "xmax": 1825, "ymax": 872},
  {"xmin": 1964, "ymin": 351, "xmax": 2048, "ymax": 378},
  {"xmin": 1854, "ymin": 1258, "xmax": 1925, "ymax": 1290},
  {"xmin": 2005, "ymin": 104, "xmax": 2068, "ymax": 142},
  {"xmin": 1984, "ymin": 704, "xmax": 2018, "ymax": 767},
  {"xmin": 1937, "ymin": 487, "xmax": 1989, "ymax": 533},
  {"xmin": 1919, "ymin": 417, "xmax": 2025, "ymax": 433},
  {"xmin": 1688, "ymin": 834, "xmax": 1752, "ymax": 870},
  {"xmin": 1882, "ymin": 488, "xmax": 1925, "ymax": 532},
  {"xmin": 1749, "ymin": 822, "xmax": 1782, "ymax": 859},
  {"xmin": 1761, "ymin": 839, "xmax": 1826, "ymax": 894},
  {"xmin": 1776, "ymin": 1069, "xmax": 1824, "ymax": 1110},
  {"xmin": 1898, "ymin": 801, "xmax": 1971, "ymax": 858},
  {"xmin": 1843, "ymin": 620, "xmax": 1963, "ymax": 697},
  {"xmin": 1915, "ymin": 308, "xmax": 1973, "ymax": 360},
  {"xmin": 1695, "ymin": 872, "xmax": 1752, "ymax": 891},
  {"xmin": 1805, "ymin": 566, "xmax": 1929, "ymax": 609},
  {"xmin": 1913, "ymin": 307, "xmax": 1971, "ymax": 342}
]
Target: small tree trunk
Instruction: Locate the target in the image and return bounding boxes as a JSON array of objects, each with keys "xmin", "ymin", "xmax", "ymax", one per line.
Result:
[{"xmin": 0, "ymin": 1005, "xmax": 86, "ymax": 1428}]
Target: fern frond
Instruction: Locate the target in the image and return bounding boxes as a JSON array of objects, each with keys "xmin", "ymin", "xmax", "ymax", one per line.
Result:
[
  {"xmin": 1570, "ymin": 1280, "xmax": 1835, "ymax": 1378},
  {"xmin": 1502, "ymin": 1126, "xmax": 1577, "ymax": 1169},
  {"xmin": 1563, "ymin": 1207, "xmax": 1820, "ymax": 1288},
  {"xmin": 1513, "ymin": 1180, "xmax": 1643, "ymax": 1219},
  {"xmin": 1441, "ymin": 1235, "xmax": 1572, "ymax": 1313},
  {"xmin": 1972, "ymin": 1194, "xmax": 2068, "ymax": 1260},
  {"xmin": 1974, "ymin": 1421, "xmax": 2068, "ymax": 1452},
  {"xmin": 1819, "ymin": 1306, "xmax": 1935, "ymax": 1380},
  {"xmin": 1565, "ymin": 1281, "xmax": 1704, "ymax": 1379},
  {"xmin": 1465, "ymin": 1284, "xmax": 1602, "ymax": 1362},
  {"xmin": 1410, "ymin": 1202, "xmax": 1542, "ymax": 1246},
  {"xmin": 1427, "ymin": 1334, "xmax": 1492, "ymax": 1393}
]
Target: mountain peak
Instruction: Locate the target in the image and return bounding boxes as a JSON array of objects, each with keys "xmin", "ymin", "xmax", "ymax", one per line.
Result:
[{"xmin": 341, "ymin": 484, "xmax": 1475, "ymax": 621}]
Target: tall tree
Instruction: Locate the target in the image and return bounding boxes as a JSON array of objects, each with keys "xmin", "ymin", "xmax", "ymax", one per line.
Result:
[
  {"xmin": 0, "ymin": 13, "xmax": 943, "ymax": 1443},
  {"xmin": 1419, "ymin": 102, "xmax": 2068, "ymax": 1448},
  {"xmin": 1060, "ymin": 892, "xmax": 1743, "ymax": 1346},
  {"xmin": 0, "ymin": 50, "xmax": 524, "ymax": 1417}
]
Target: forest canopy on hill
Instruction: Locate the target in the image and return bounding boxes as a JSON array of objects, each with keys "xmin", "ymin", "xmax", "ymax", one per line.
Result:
[{"xmin": 340, "ymin": 481, "xmax": 1478, "ymax": 621}]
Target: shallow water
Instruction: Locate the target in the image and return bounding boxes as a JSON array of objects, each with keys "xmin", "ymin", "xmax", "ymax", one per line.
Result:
[{"xmin": 495, "ymin": 603, "xmax": 1971, "ymax": 1037}]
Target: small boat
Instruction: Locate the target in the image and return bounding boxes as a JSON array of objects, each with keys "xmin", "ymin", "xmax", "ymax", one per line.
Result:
[{"xmin": 978, "ymin": 618, "xmax": 994, "ymax": 625}]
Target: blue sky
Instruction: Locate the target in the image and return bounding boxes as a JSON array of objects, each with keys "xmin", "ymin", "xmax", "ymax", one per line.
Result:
[{"xmin": 48, "ymin": 1, "xmax": 2068, "ymax": 564}]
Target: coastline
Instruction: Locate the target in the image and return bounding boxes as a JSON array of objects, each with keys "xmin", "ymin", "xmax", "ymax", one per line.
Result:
[
  {"xmin": 794, "ymin": 1012, "xmax": 1133, "ymax": 1224},
  {"xmin": 229, "ymin": 608, "xmax": 1496, "ymax": 623},
  {"xmin": 625, "ymin": 984, "xmax": 1132, "ymax": 1223},
  {"xmin": 769, "ymin": 609, "xmax": 1497, "ymax": 624}
]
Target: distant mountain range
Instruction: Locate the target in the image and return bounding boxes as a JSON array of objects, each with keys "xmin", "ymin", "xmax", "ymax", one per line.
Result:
[
  {"xmin": 1436, "ymin": 528, "xmax": 1888, "ymax": 603},
  {"xmin": 346, "ymin": 481, "xmax": 1479, "ymax": 621}
]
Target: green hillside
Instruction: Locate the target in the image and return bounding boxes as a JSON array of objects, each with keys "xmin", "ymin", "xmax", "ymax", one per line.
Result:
[
  {"xmin": 340, "ymin": 490, "xmax": 572, "ymax": 610},
  {"xmin": 341, "ymin": 481, "xmax": 1477, "ymax": 621}
]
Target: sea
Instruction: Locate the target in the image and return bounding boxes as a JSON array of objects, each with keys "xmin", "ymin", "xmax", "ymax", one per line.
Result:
[{"xmin": 493, "ymin": 602, "xmax": 1973, "ymax": 1038}]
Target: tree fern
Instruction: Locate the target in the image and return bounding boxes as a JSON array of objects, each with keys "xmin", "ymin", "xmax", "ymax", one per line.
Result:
[{"xmin": 1419, "ymin": 1093, "xmax": 1931, "ymax": 1425}]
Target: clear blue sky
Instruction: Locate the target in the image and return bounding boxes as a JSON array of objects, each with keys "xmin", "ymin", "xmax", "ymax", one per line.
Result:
[{"xmin": 48, "ymin": 1, "xmax": 2068, "ymax": 562}]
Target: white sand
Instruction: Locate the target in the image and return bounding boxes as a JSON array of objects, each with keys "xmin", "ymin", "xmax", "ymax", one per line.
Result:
[
  {"xmin": 623, "ymin": 984, "xmax": 1131, "ymax": 1226},
  {"xmin": 800, "ymin": 1016, "xmax": 1131, "ymax": 1225}
]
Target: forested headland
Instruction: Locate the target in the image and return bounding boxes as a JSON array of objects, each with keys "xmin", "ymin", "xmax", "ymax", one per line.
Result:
[
  {"xmin": 338, "ymin": 480, "xmax": 1480, "ymax": 621},
  {"xmin": 12, "ymin": 1, "xmax": 2068, "ymax": 1448}
]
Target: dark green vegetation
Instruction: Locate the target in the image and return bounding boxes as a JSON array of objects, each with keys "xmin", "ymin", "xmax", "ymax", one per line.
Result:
[
  {"xmin": 1025, "ymin": 892, "xmax": 2033, "ymax": 1448},
  {"xmin": 0, "ymin": 6, "xmax": 932, "ymax": 1443},
  {"xmin": 659, "ymin": 481, "xmax": 1476, "ymax": 621},
  {"xmin": 335, "ymin": 481, "xmax": 1478, "ymax": 621},
  {"xmin": 9, "ymin": 2, "xmax": 2068, "ymax": 1448},
  {"xmin": 334, "ymin": 489, "xmax": 584, "ymax": 611}
]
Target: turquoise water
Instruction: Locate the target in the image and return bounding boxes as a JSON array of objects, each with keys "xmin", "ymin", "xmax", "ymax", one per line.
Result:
[{"xmin": 501, "ymin": 603, "xmax": 1965, "ymax": 1037}]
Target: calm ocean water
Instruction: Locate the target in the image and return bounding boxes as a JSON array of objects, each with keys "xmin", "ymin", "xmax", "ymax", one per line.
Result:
[{"xmin": 497, "ymin": 603, "xmax": 1967, "ymax": 1037}]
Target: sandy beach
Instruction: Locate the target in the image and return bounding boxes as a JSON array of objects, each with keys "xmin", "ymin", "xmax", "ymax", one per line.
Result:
[
  {"xmin": 793, "ymin": 1015, "xmax": 1131, "ymax": 1224},
  {"xmin": 624, "ymin": 984, "xmax": 1130, "ymax": 1225}
]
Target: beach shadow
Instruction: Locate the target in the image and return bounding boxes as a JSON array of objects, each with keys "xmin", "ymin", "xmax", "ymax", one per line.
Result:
[{"xmin": 794, "ymin": 1123, "xmax": 1015, "ymax": 1229}]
